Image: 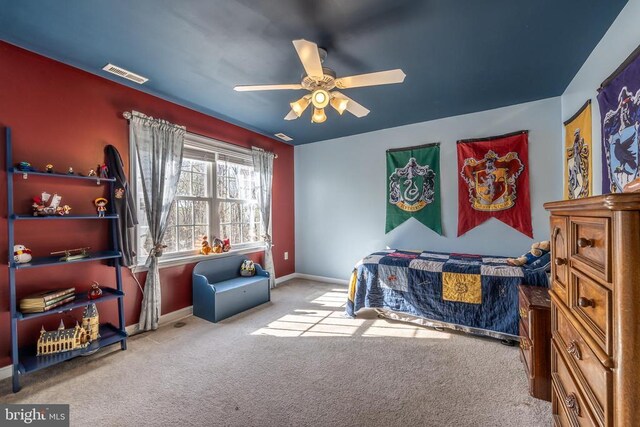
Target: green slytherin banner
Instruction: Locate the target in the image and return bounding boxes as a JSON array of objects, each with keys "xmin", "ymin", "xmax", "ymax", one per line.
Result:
[{"xmin": 385, "ymin": 143, "xmax": 441, "ymax": 234}]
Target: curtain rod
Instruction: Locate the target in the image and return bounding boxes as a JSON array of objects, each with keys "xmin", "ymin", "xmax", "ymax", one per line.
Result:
[
  {"xmin": 251, "ymin": 146, "xmax": 278, "ymax": 159},
  {"xmin": 122, "ymin": 110, "xmax": 186, "ymax": 130}
]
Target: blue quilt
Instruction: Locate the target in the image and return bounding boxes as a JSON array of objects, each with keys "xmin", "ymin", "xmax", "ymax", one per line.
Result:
[{"xmin": 346, "ymin": 249, "xmax": 549, "ymax": 339}]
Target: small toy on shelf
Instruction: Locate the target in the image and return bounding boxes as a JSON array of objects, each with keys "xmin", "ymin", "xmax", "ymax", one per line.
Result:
[
  {"xmin": 88, "ymin": 281, "xmax": 103, "ymax": 300},
  {"xmin": 212, "ymin": 237, "xmax": 224, "ymax": 254},
  {"xmin": 45, "ymin": 164, "xmax": 54, "ymax": 173},
  {"xmin": 94, "ymin": 197, "xmax": 108, "ymax": 217},
  {"xmin": 51, "ymin": 247, "xmax": 90, "ymax": 262},
  {"xmin": 16, "ymin": 161, "xmax": 36, "ymax": 172},
  {"xmin": 13, "ymin": 244, "xmax": 32, "ymax": 264},
  {"xmin": 200, "ymin": 236, "xmax": 213, "ymax": 255},
  {"xmin": 36, "ymin": 303, "xmax": 100, "ymax": 356},
  {"xmin": 87, "ymin": 169, "xmax": 96, "ymax": 177},
  {"xmin": 222, "ymin": 238, "xmax": 231, "ymax": 252},
  {"xmin": 67, "ymin": 167, "xmax": 74, "ymax": 175},
  {"xmin": 98, "ymin": 164, "xmax": 109, "ymax": 179},
  {"xmin": 507, "ymin": 241, "xmax": 551, "ymax": 266},
  {"xmin": 32, "ymin": 192, "xmax": 72, "ymax": 216}
]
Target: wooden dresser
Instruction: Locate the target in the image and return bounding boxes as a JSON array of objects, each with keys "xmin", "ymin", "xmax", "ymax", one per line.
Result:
[
  {"xmin": 519, "ymin": 285, "xmax": 552, "ymax": 401},
  {"xmin": 544, "ymin": 194, "xmax": 640, "ymax": 427}
]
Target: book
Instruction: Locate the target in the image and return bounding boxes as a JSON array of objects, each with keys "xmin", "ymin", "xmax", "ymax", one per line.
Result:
[
  {"xmin": 19, "ymin": 288, "xmax": 75, "ymax": 308},
  {"xmin": 21, "ymin": 295, "xmax": 76, "ymax": 313},
  {"xmin": 20, "ymin": 292, "xmax": 76, "ymax": 309}
]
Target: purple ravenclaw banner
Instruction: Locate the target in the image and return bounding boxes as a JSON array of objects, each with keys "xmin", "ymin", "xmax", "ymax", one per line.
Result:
[{"xmin": 598, "ymin": 45, "xmax": 640, "ymax": 193}]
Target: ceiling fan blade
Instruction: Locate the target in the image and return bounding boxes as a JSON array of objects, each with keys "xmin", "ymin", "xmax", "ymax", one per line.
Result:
[
  {"xmin": 284, "ymin": 110, "xmax": 299, "ymax": 120},
  {"xmin": 332, "ymin": 91, "xmax": 370, "ymax": 118},
  {"xmin": 234, "ymin": 84, "xmax": 302, "ymax": 92},
  {"xmin": 335, "ymin": 69, "xmax": 406, "ymax": 89},
  {"xmin": 292, "ymin": 39, "xmax": 324, "ymax": 80}
]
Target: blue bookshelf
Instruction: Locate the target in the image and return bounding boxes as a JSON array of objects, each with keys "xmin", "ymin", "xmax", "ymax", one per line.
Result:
[{"xmin": 5, "ymin": 127, "xmax": 128, "ymax": 392}]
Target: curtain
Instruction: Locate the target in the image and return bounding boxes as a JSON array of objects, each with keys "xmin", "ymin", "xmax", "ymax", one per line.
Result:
[
  {"xmin": 129, "ymin": 111, "xmax": 185, "ymax": 331},
  {"xmin": 252, "ymin": 148, "xmax": 276, "ymax": 288}
]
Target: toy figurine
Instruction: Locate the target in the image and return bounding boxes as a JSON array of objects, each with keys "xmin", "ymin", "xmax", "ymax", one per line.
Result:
[
  {"xmin": 13, "ymin": 244, "xmax": 32, "ymax": 264},
  {"xmin": 200, "ymin": 236, "xmax": 213, "ymax": 255},
  {"xmin": 94, "ymin": 197, "xmax": 108, "ymax": 217},
  {"xmin": 45, "ymin": 164, "xmax": 54, "ymax": 173},
  {"xmin": 87, "ymin": 169, "xmax": 96, "ymax": 177},
  {"xmin": 67, "ymin": 167, "xmax": 74, "ymax": 175},
  {"xmin": 16, "ymin": 161, "xmax": 36, "ymax": 172},
  {"xmin": 98, "ymin": 164, "xmax": 109, "ymax": 179},
  {"xmin": 88, "ymin": 281, "xmax": 103, "ymax": 300},
  {"xmin": 222, "ymin": 238, "xmax": 231, "ymax": 252},
  {"xmin": 32, "ymin": 192, "xmax": 70, "ymax": 216}
]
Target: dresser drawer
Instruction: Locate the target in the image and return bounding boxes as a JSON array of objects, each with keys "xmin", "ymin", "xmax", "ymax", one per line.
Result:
[
  {"xmin": 570, "ymin": 271, "xmax": 612, "ymax": 355},
  {"xmin": 551, "ymin": 215, "xmax": 570, "ymax": 305},
  {"xmin": 553, "ymin": 381, "xmax": 576, "ymax": 427},
  {"xmin": 552, "ymin": 341, "xmax": 599, "ymax": 426},
  {"xmin": 520, "ymin": 323, "xmax": 532, "ymax": 374},
  {"xmin": 554, "ymin": 305, "xmax": 611, "ymax": 425},
  {"xmin": 570, "ymin": 217, "xmax": 610, "ymax": 283}
]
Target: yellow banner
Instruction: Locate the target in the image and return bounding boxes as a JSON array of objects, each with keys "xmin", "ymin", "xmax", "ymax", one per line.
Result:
[{"xmin": 564, "ymin": 101, "xmax": 592, "ymax": 199}]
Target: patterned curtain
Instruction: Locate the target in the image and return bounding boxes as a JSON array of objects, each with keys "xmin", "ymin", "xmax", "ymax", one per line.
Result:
[
  {"xmin": 128, "ymin": 111, "xmax": 185, "ymax": 330},
  {"xmin": 252, "ymin": 148, "xmax": 276, "ymax": 288}
]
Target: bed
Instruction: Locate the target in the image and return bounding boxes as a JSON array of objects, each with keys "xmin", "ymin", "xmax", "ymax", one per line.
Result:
[{"xmin": 346, "ymin": 249, "xmax": 550, "ymax": 341}]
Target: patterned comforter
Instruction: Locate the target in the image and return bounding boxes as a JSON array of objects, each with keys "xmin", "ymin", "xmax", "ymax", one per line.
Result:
[{"xmin": 346, "ymin": 249, "xmax": 548, "ymax": 339}]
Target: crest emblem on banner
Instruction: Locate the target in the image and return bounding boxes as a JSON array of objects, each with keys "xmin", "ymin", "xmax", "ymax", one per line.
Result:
[
  {"xmin": 389, "ymin": 157, "xmax": 436, "ymax": 212},
  {"xmin": 460, "ymin": 151, "xmax": 524, "ymax": 211},
  {"xmin": 602, "ymin": 87, "xmax": 640, "ymax": 192}
]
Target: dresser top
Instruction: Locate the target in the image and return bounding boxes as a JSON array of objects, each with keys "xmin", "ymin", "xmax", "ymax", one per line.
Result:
[
  {"xmin": 519, "ymin": 285, "xmax": 551, "ymax": 309},
  {"xmin": 544, "ymin": 193, "xmax": 640, "ymax": 212}
]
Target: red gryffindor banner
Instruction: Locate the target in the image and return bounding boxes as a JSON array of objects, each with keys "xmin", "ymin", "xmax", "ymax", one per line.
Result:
[{"xmin": 457, "ymin": 130, "xmax": 532, "ymax": 238}]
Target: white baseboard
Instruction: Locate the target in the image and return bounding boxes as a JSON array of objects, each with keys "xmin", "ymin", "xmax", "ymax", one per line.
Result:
[
  {"xmin": 289, "ymin": 273, "xmax": 350, "ymax": 286},
  {"xmin": 126, "ymin": 305, "xmax": 193, "ymax": 336},
  {"xmin": 0, "ymin": 364, "xmax": 12, "ymax": 381},
  {"xmin": 275, "ymin": 273, "xmax": 298, "ymax": 284}
]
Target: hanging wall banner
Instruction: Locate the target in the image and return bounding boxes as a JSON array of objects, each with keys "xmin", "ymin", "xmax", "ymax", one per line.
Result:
[
  {"xmin": 598, "ymin": 44, "xmax": 640, "ymax": 193},
  {"xmin": 563, "ymin": 100, "xmax": 592, "ymax": 199},
  {"xmin": 457, "ymin": 131, "xmax": 532, "ymax": 238},
  {"xmin": 386, "ymin": 143, "xmax": 441, "ymax": 234}
]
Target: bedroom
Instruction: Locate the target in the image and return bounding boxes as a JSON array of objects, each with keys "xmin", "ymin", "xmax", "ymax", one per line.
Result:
[{"xmin": 1, "ymin": 1, "xmax": 639, "ymax": 426}]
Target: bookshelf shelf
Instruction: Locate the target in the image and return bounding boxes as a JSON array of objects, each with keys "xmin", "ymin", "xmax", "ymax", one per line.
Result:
[{"xmin": 5, "ymin": 127, "xmax": 127, "ymax": 392}]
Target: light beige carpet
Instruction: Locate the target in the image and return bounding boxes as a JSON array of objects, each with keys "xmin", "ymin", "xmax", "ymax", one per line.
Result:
[{"xmin": 0, "ymin": 279, "xmax": 551, "ymax": 426}]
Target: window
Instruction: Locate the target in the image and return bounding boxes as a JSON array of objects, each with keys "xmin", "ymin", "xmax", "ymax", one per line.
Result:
[{"xmin": 134, "ymin": 133, "xmax": 263, "ymax": 263}]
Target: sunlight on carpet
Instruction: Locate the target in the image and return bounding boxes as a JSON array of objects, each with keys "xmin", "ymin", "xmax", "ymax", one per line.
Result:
[{"xmin": 251, "ymin": 288, "xmax": 451, "ymax": 339}]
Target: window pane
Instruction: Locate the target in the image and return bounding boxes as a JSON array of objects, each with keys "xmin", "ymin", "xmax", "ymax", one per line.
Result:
[
  {"xmin": 219, "ymin": 202, "xmax": 231, "ymax": 223},
  {"xmin": 194, "ymin": 201, "xmax": 209, "ymax": 225},
  {"xmin": 177, "ymin": 200, "xmax": 193, "ymax": 225},
  {"xmin": 191, "ymin": 172, "xmax": 206, "ymax": 197},
  {"xmin": 194, "ymin": 226, "xmax": 208, "ymax": 244},
  {"xmin": 241, "ymin": 223, "xmax": 251, "ymax": 243},
  {"xmin": 192, "ymin": 161, "xmax": 205, "ymax": 173},
  {"xmin": 166, "ymin": 202, "xmax": 177, "ymax": 228},
  {"xmin": 177, "ymin": 226, "xmax": 194, "ymax": 252},
  {"xmin": 177, "ymin": 172, "xmax": 190, "ymax": 196},
  {"xmin": 221, "ymin": 224, "xmax": 241, "ymax": 244},
  {"xmin": 163, "ymin": 226, "xmax": 177, "ymax": 254},
  {"xmin": 230, "ymin": 202, "xmax": 241, "ymax": 223}
]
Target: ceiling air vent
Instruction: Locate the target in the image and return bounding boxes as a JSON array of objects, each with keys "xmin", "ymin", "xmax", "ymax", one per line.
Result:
[
  {"xmin": 102, "ymin": 63, "xmax": 149, "ymax": 84},
  {"xmin": 274, "ymin": 133, "xmax": 293, "ymax": 142}
]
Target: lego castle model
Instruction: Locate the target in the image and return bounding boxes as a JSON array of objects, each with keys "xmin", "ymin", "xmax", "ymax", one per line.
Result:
[{"xmin": 37, "ymin": 304, "xmax": 100, "ymax": 356}]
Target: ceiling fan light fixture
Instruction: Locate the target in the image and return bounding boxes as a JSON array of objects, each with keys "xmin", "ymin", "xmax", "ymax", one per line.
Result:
[
  {"xmin": 330, "ymin": 96, "xmax": 349, "ymax": 115},
  {"xmin": 311, "ymin": 89, "xmax": 330, "ymax": 109},
  {"xmin": 311, "ymin": 107, "xmax": 327, "ymax": 124},
  {"xmin": 290, "ymin": 96, "xmax": 311, "ymax": 117}
]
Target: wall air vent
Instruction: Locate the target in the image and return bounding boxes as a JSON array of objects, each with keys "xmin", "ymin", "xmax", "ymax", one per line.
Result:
[
  {"xmin": 102, "ymin": 63, "xmax": 149, "ymax": 84},
  {"xmin": 274, "ymin": 133, "xmax": 293, "ymax": 142}
]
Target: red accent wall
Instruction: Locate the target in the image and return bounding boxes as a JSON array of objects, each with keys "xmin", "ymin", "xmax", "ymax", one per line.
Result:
[{"xmin": 0, "ymin": 42, "xmax": 295, "ymax": 368}]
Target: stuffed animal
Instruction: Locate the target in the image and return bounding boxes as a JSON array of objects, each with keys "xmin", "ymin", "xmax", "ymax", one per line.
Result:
[
  {"xmin": 212, "ymin": 237, "xmax": 224, "ymax": 254},
  {"xmin": 14, "ymin": 244, "xmax": 32, "ymax": 264},
  {"xmin": 200, "ymin": 236, "xmax": 213, "ymax": 255},
  {"xmin": 507, "ymin": 241, "xmax": 551, "ymax": 266},
  {"xmin": 222, "ymin": 238, "xmax": 231, "ymax": 252},
  {"xmin": 240, "ymin": 259, "xmax": 256, "ymax": 277}
]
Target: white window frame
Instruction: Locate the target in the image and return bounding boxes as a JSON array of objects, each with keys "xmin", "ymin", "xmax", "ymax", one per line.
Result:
[{"xmin": 130, "ymin": 132, "xmax": 265, "ymax": 271}]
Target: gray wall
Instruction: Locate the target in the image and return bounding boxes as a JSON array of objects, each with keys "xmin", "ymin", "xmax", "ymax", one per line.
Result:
[
  {"xmin": 295, "ymin": 97, "xmax": 562, "ymax": 279},
  {"xmin": 562, "ymin": 0, "xmax": 640, "ymax": 195}
]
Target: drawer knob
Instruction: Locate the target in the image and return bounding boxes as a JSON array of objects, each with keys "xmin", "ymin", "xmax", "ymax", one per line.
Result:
[
  {"xmin": 554, "ymin": 257, "xmax": 567, "ymax": 266},
  {"xmin": 567, "ymin": 340, "xmax": 582, "ymax": 361},
  {"xmin": 577, "ymin": 237, "xmax": 593, "ymax": 248},
  {"xmin": 578, "ymin": 297, "xmax": 595, "ymax": 308},
  {"xmin": 519, "ymin": 339, "xmax": 530, "ymax": 351},
  {"xmin": 565, "ymin": 393, "xmax": 581, "ymax": 417}
]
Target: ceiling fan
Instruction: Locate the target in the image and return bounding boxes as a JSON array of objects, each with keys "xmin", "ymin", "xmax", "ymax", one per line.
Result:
[{"xmin": 234, "ymin": 39, "xmax": 406, "ymax": 123}]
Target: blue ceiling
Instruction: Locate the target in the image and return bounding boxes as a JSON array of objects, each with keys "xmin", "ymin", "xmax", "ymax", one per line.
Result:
[{"xmin": 0, "ymin": 1, "xmax": 627, "ymax": 144}]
